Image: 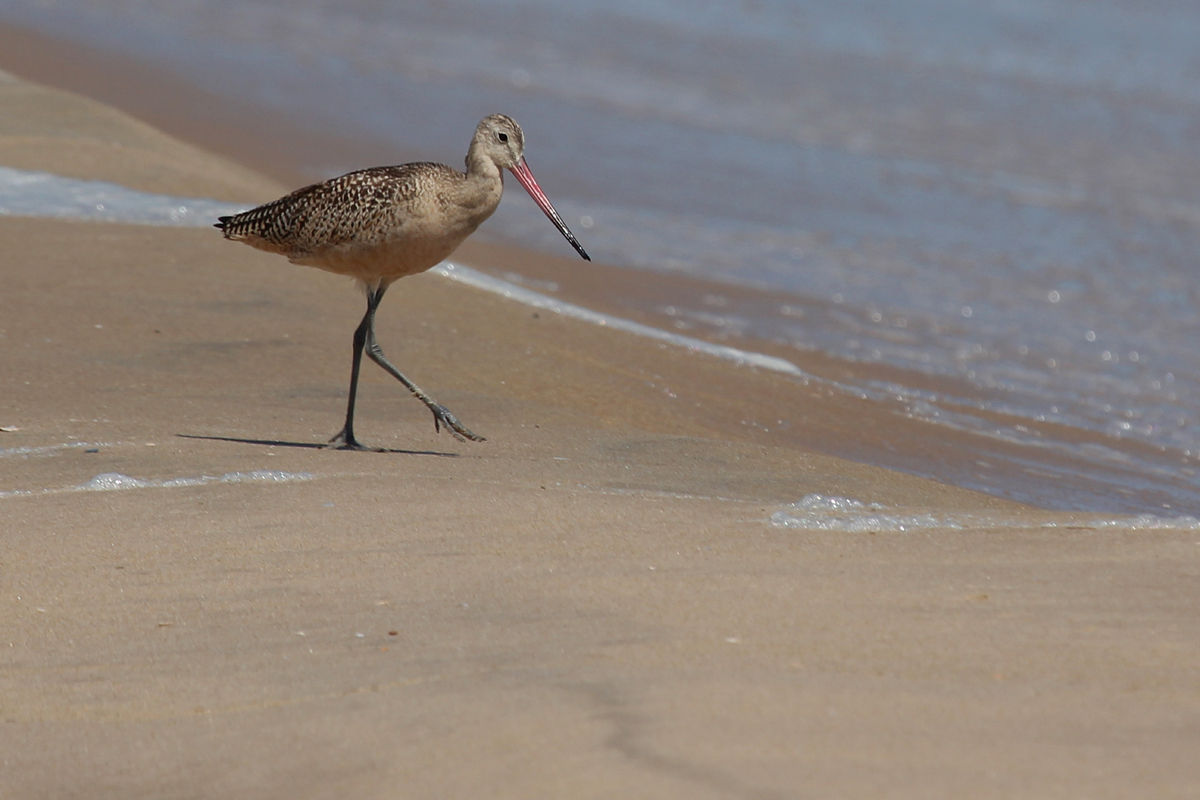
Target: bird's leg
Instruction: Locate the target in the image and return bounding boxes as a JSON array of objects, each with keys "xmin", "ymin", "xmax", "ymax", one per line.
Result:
[
  {"xmin": 326, "ymin": 295, "xmax": 374, "ymax": 450},
  {"xmin": 363, "ymin": 285, "xmax": 486, "ymax": 443}
]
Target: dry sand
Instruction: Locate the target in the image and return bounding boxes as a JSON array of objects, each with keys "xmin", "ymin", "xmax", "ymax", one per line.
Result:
[{"xmin": 1, "ymin": 63, "xmax": 1199, "ymax": 799}]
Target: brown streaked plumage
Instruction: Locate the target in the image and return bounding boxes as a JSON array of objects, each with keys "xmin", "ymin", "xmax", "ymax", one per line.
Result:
[{"xmin": 216, "ymin": 114, "xmax": 590, "ymax": 450}]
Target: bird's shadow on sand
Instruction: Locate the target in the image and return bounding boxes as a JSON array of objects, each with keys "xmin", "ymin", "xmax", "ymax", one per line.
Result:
[{"xmin": 176, "ymin": 433, "xmax": 459, "ymax": 458}]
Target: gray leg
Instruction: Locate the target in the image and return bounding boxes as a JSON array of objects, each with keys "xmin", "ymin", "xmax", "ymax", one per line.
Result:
[
  {"xmin": 362, "ymin": 287, "xmax": 485, "ymax": 443},
  {"xmin": 340, "ymin": 284, "xmax": 485, "ymax": 444},
  {"xmin": 327, "ymin": 292, "xmax": 376, "ymax": 450}
]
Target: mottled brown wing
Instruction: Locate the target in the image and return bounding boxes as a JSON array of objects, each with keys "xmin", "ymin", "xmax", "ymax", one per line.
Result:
[{"xmin": 214, "ymin": 163, "xmax": 456, "ymax": 259}]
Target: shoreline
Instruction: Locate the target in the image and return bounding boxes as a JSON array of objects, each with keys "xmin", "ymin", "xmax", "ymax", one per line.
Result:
[
  {"xmin": 3, "ymin": 18, "xmax": 1199, "ymax": 517},
  {"xmin": 5, "ymin": 146, "xmax": 1186, "ymax": 512},
  {"xmin": 5, "ymin": 17, "xmax": 1194, "ymax": 514}
]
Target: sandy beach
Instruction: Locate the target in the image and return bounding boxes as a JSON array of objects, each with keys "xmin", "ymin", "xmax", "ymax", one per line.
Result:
[{"xmin": 2, "ymin": 34, "xmax": 1199, "ymax": 799}]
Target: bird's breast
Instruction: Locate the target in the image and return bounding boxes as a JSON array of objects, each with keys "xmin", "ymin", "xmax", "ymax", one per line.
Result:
[{"xmin": 290, "ymin": 209, "xmax": 490, "ymax": 282}]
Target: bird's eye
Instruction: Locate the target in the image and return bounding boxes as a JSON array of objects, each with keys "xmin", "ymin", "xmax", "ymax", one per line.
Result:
[{"xmin": 497, "ymin": 132, "xmax": 509, "ymax": 143}]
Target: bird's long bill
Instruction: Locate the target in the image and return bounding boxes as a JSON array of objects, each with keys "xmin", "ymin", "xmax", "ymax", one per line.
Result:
[{"xmin": 509, "ymin": 157, "xmax": 591, "ymax": 261}]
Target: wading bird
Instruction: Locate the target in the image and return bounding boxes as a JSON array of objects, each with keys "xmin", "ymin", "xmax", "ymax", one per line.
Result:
[{"xmin": 216, "ymin": 114, "xmax": 590, "ymax": 449}]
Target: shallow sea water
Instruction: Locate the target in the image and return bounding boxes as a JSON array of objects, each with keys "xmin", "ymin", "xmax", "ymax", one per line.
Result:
[{"xmin": 3, "ymin": 0, "xmax": 1199, "ymax": 512}]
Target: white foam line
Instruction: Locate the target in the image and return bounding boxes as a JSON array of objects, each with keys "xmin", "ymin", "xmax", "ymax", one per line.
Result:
[
  {"xmin": 770, "ymin": 493, "xmax": 1200, "ymax": 532},
  {"xmin": 435, "ymin": 262, "xmax": 808, "ymax": 379},
  {"xmin": 0, "ymin": 470, "xmax": 314, "ymax": 499},
  {"xmin": 0, "ymin": 166, "xmax": 247, "ymax": 227}
]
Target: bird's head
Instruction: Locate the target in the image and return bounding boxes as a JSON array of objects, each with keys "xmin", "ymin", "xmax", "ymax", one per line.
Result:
[{"xmin": 474, "ymin": 114, "xmax": 526, "ymax": 170}]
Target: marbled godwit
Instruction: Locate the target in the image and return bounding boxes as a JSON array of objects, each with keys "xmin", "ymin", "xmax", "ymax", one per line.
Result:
[{"xmin": 215, "ymin": 114, "xmax": 590, "ymax": 449}]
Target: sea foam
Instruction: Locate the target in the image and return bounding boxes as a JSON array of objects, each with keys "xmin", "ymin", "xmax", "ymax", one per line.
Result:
[
  {"xmin": 771, "ymin": 493, "xmax": 1200, "ymax": 532},
  {"xmin": 78, "ymin": 470, "xmax": 314, "ymax": 492},
  {"xmin": 0, "ymin": 166, "xmax": 246, "ymax": 226},
  {"xmin": 1, "ymin": 469, "xmax": 314, "ymax": 499}
]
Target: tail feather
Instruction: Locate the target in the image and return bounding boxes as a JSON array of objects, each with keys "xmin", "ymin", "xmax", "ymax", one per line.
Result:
[{"xmin": 214, "ymin": 184, "xmax": 324, "ymax": 244}]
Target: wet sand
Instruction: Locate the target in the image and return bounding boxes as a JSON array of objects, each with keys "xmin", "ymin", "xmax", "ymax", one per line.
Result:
[{"xmin": 2, "ymin": 45, "xmax": 1200, "ymax": 799}]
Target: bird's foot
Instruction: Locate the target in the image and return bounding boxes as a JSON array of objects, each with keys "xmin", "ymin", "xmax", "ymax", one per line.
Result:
[
  {"xmin": 325, "ymin": 428, "xmax": 376, "ymax": 451},
  {"xmin": 430, "ymin": 404, "xmax": 486, "ymax": 443}
]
